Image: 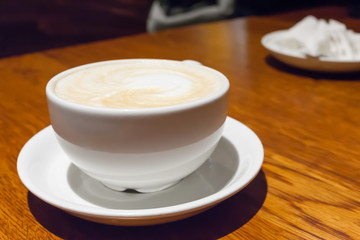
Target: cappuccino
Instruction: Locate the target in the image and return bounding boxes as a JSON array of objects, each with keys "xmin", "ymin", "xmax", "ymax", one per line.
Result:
[
  {"xmin": 46, "ymin": 59, "xmax": 229, "ymax": 192},
  {"xmin": 54, "ymin": 59, "xmax": 224, "ymax": 109}
]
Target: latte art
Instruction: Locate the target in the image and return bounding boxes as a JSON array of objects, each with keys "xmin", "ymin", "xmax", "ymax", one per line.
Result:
[{"xmin": 54, "ymin": 60, "xmax": 224, "ymax": 109}]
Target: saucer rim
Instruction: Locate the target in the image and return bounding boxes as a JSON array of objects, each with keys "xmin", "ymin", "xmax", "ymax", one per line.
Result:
[{"xmin": 17, "ymin": 116, "xmax": 264, "ymax": 218}]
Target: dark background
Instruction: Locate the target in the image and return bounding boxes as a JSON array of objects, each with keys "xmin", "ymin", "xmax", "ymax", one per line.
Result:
[{"xmin": 1, "ymin": 0, "xmax": 359, "ymax": 59}]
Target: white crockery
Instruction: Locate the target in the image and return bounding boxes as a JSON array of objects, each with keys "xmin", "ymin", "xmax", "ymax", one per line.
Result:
[
  {"xmin": 262, "ymin": 31, "xmax": 360, "ymax": 72},
  {"xmin": 46, "ymin": 59, "xmax": 229, "ymax": 192},
  {"xmin": 17, "ymin": 117, "xmax": 264, "ymax": 226}
]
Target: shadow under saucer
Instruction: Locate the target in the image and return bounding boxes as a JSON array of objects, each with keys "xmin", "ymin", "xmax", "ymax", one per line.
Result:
[{"xmin": 265, "ymin": 55, "xmax": 360, "ymax": 81}]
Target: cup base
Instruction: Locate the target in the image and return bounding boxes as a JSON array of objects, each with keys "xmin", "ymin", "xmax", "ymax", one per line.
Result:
[
  {"xmin": 56, "ymin": 125, "xmax": 224, "ymax": 194},
  {"xmin": 101, "ymin": 180, "xmax": 181, "ymax": 193}
]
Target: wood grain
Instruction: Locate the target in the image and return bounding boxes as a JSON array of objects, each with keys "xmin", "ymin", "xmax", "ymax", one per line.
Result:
[{"xmin": 1, "ymin": 6, "xmax": 360, "ymax": 240}]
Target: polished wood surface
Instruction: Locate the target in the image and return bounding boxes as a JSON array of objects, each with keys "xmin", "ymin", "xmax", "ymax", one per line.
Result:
[{"xmin": 1, "ymin": 6, "xmax": 360, "ymax": 240}]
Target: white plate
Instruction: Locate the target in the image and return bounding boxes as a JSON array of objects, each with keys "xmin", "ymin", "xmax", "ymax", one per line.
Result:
[
  {"xmin": 261, "ymin": 30, "xmax": 360, "ymax": 72},
  {"xmin": 17, "ymin": 117, "xmax": 263, "ymax": 226}
]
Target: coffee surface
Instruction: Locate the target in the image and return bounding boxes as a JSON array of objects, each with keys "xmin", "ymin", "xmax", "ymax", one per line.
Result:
[{"xmin": 54, "ymin": 60, "xmax": 223, "ymax": 109}]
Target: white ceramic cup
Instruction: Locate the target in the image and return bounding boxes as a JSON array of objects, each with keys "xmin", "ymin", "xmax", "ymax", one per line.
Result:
[{"xmin": 46, "ymin": 59, "xmax": 229, "ymax": 193}]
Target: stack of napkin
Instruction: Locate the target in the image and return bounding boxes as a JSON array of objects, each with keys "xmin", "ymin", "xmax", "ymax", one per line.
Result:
[{"xmin": 270, "ymin": 16, "xmax": 360, "ymax": 61}]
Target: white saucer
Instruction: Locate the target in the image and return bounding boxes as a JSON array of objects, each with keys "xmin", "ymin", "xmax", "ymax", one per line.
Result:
[
  {"xmin": 262, "ymin": 30, "xmax": 360, "ymax": 72},
  {"xmin": 17, "ymin": 117, "xmax": 263, "ymax": 226}
]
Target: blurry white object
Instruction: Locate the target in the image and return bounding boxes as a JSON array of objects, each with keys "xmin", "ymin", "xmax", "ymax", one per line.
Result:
[
  {"xmin": 147, "ymin": 0, "xmax": 235, "ymax": 32},
  {"xmin": 261, "ymin": 16, "xmax": 360, "ymax": 72}
]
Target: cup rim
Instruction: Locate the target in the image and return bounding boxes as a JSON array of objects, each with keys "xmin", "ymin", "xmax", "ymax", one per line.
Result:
[{"xmin": 46, "ymin": 59, "xmax": 229, "ymax": 115}]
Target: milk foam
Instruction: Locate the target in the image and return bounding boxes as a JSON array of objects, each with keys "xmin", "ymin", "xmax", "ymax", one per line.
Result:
[{"xmin": 54, "ymin": 60, "xmax": 223, "ymax": 109}]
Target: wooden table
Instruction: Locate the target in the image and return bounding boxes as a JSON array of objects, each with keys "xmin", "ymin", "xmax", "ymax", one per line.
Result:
[{"xmin": 1, "ymin": 6, "xmax": 360, "ymax": 240}]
